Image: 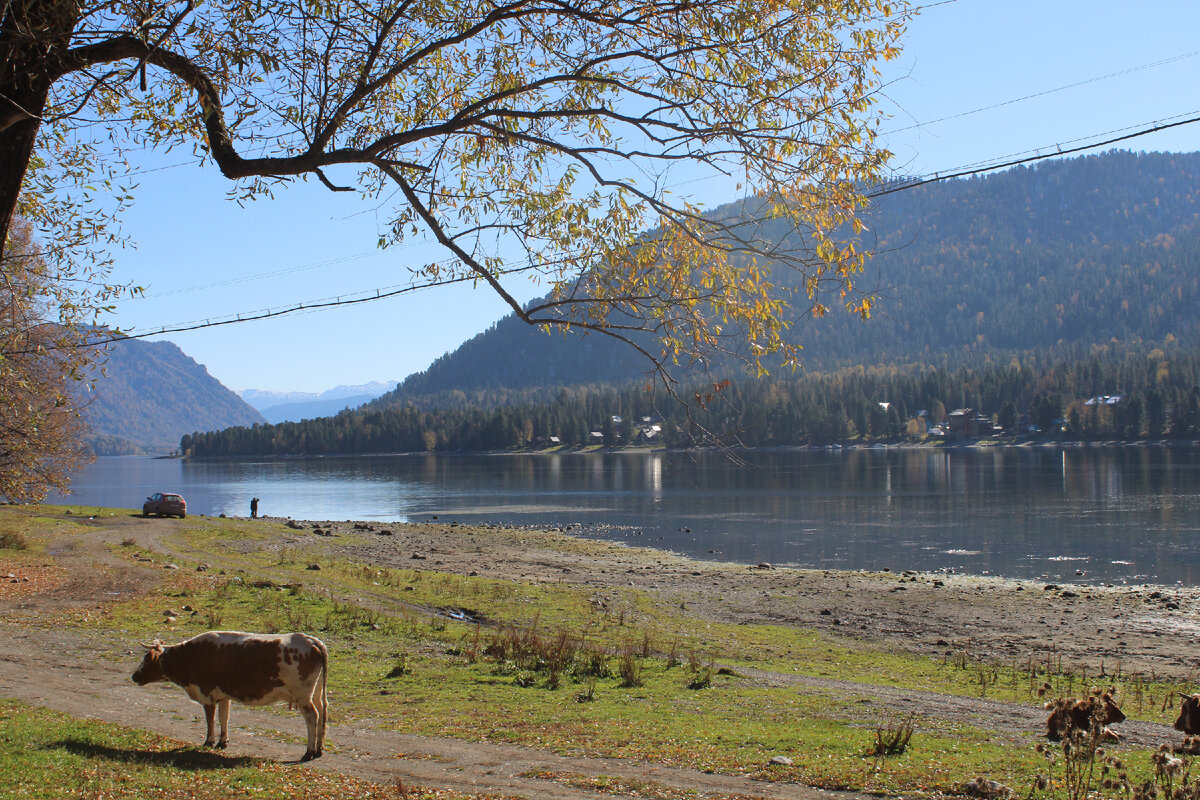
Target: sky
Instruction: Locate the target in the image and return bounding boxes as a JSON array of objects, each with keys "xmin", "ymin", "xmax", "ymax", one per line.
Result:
[{"xmin": 96, "ymin": 0, "xmax": 1200, "ymax": 394}]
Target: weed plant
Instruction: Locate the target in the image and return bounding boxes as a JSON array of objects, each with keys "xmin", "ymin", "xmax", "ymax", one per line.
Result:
[
  {"xmin": 867, "ymin": 714, "xmax": 915, "ymax": 758},
  {"xmin": 0, "ymin": 524, "xmax": 28, "ymax": 550}
]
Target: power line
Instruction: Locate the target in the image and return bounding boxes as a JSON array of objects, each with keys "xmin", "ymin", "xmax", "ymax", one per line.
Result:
[
  {"xmin": 883, "ymin": 48, "xmax": 1200, "ymax": 136},
  {"xmin": 88, "ymin": 258, "xmax": 552, "ymax": 348},
  {"xmin": 141, "ymin": 250, "xmax": 386, "ymax": 299},
  {"xmin": 869, "ymin": 113, "xmax": 1200, "ymax": 197},
  {"xmin": 88, "ymin": 275, "xmax": 491, "ymax": 347},
  {"xmin": 94, "ymin": 109, "xmax": 1200, "ymax": 342}
]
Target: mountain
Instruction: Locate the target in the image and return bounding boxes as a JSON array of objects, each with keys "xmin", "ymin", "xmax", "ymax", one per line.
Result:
[
  {"xmin": 239, "ymin": 381, "xmax": 397, "ymax": 423},
  {"xmin": 81, "ymin": 338, "xmax": 266, "ymax": 454},
  {"xmin": 366, "ymin": 150, "xmax": 1200, "ymax": 412}
]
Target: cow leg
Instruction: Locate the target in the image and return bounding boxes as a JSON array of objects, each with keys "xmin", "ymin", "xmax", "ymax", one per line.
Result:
[
  {"xmin": 298, "ymin": 699, "xmax": 321, "ymax": 761},
  {"xmin": 314, "ymin": 673, "xmax": 327, "ymax": 755},
  {"xmin": 216, "ymin": 699, "xmax": 231, "ymax": 749},
  {"xmin": 202, "ymin": 703, "xmax": 217, "ymax": 747}
]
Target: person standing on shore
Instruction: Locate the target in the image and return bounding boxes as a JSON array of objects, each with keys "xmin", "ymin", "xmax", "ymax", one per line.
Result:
[{"xmin": 250, "ymin": 497, "xmax": 259, "ymax": 518}]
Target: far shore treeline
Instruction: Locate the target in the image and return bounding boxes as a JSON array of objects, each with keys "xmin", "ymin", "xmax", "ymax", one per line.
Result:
[
  {"xmin": 183, "ymin": 343, "xmax": 1200, "ymax": 456},
  {"xmin": 184, "ymin": 152, "xmax": 1200, "ymax": 458}
]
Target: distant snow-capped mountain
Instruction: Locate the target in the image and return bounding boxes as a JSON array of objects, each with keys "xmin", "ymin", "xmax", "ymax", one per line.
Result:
[{"xmin": 239, "ymin": 381, "xmax": 398, "ymax": 423}]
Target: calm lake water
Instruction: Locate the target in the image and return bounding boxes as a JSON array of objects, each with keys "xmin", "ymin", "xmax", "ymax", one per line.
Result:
[{"xmin": 55, "ymin": 446, "xmax": 1200, "ymax": 585}]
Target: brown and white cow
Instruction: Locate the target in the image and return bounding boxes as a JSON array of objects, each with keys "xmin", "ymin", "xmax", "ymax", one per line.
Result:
[
  {"xmin": 1045, "ymin": 691, "xmax": 1126, "ymax": 742},
  {"xmin": 1174, "ymin": 693, "xmax": 1200, "ymax": 735},
  {"xmin": 132, "ymin": 631, "xmax": 328, "ymax": 761}
]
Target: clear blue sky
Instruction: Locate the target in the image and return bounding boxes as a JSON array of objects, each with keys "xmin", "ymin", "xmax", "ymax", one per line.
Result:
[{"xmin": 101, "ymin": 0, "xmax": 1200, "ymax": 394}]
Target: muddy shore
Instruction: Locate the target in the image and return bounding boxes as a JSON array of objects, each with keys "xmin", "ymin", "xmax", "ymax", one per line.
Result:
[{"xmin": 244, "ymin": 514, "xmax": 1200, "ymax": 683}]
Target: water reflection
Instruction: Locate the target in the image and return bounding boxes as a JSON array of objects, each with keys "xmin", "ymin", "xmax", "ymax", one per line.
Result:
[{"xmin": 55, "ymin": 446, "xmax": 1200, "ymax": 584}]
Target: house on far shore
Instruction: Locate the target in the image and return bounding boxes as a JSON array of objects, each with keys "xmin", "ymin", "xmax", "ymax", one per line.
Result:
[
  {"xmin": 1084, "ymin": 394, "xmax": 1124, "ymax": 407},
  {"xmin": 947, "ymin": 408, "xmax": 995, "ymax": 439},
  {"xmin": 637, "ymin": 424, "xmax": 662, "ymax": 442}
]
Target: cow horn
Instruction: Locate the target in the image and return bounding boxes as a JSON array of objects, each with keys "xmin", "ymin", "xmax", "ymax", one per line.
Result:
[
  {"xmin": 1181, "ymin": 693, "xmax": 1193, "ymax": 700},
  {"xmin": 139, "ymin": 639, "xmax": 162, "ymax": 650}
]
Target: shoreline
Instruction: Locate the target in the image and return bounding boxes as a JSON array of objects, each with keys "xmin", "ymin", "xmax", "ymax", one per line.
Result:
[
  {"xmin": 173, "ymin": 436, "xmax": 1200, "ymax": 461},
  {"xmin": 287, "ymin": 512, "xmax": 1200, "ymax": 680},
  {"xmin": 110, "ymin": 509, "xmax": 1200, "ymax": 680}
]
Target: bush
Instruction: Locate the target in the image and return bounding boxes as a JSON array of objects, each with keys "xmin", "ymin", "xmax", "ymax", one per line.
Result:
[
  {"xmin": 0, "ymin": 528, "xmax": 28, "ymax": 550},
  {"xmin": 617, "ymin": 644, "xmax": 643, "ymax": 688}
]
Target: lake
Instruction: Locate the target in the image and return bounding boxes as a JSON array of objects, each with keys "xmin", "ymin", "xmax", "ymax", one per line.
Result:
[{"xmin": 53, "ymin": 446, "xmax": 1200, "ymax": 585}]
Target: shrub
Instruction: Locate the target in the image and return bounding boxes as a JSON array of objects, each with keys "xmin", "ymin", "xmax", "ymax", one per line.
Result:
[
  {"xmin": 617, "ymin": 644, "xmax": 643, "ymax": 688},
  {"xmin": 0, "ymin": 528, "xmax": 28, "ymax": 550},
  {"xmin": 386, "ymin": 654, "xmax": 412, "ymax": 678},
  {"xmin": 867, "ymin": 715, "xmax": 915, "ymax": 757}
]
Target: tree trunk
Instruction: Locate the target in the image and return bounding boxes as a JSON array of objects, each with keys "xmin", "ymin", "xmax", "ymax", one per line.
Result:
[
  {"xmin": 0, "ymin": 100, "xmax": 47, "ymax": 261},
  {"xmin": 0, "ymin": 0, "xmax": 80, "ymax": 260}
]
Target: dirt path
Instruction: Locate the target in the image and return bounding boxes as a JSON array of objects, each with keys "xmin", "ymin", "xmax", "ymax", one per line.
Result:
[{"xmin": 0, "ymin": 509, "xmax": 1192, "ymax": 799}]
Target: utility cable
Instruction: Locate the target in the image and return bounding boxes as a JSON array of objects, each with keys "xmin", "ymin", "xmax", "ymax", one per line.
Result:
[
  {"xmin": 84, "ymin": 110, "xmax": 1200, "ymax": 343},
  {"xmin": 884, "ymin": 49, "xmax": 1200, "ymax": 136},
  {"xmin": 869, "ymin": 114, "xmax": 1200, "ymax": 197}
]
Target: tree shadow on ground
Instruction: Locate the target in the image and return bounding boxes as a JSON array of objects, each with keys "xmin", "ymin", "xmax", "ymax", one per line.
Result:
[{"xmin": 48, "ymin": 739, "xmax": 261, "ymax": 770}]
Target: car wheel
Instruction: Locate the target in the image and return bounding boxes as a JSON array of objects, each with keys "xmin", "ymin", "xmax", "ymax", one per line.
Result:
[
  {"xmin": 142, "ymin": 508, "xmax": 151, "ymax": 517},
  {"xmin": 178, "ymin": 512, "xmax": 186, "ymax": 519}
]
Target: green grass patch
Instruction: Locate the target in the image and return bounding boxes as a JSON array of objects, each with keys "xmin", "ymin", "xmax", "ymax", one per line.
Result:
[{"xmin": 0, "ymin": 698, "xmax": 478, "ymax": 799}]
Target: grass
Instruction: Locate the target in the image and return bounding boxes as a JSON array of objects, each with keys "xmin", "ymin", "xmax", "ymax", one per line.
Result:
[
  {"xmin": 0, "ymin": 699, "xmax": 488, "ymax": 800},
  {"xmin": 5, "ymin": 505, "xmax": 1193, "ymax": 798},
  {"xmin": 80, "ymin": 573, "xmax": 1100, "ymax": 795}
]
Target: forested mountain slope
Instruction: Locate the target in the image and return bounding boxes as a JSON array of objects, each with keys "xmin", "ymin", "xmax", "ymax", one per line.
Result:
[
  {"xmin": 368, "ymin": 150, "xmax": 1200, "ymax": 411},
  {"xmin": 82, "ymin": 338, "xmax": 265, "ymax": 454}
]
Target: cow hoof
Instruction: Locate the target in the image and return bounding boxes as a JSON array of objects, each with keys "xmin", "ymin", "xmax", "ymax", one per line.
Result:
[
  {"xmin": 203, "ymin": 740, "xmax": 216, "ymax": 748},
  {"xmin": 216, "ymin": 742, "xmax": 227, "ymax": 750},
  {"xmin": 300, "ymin": 750, "xmax": 322, "ymax": 762}
]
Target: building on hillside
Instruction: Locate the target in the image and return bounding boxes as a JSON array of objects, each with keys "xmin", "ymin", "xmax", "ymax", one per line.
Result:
[
  {"xmin": 637, "ymin": 424, "xmax": 662, "ymax": 442},
  {"xmin": 947, "ymin": 408, "xmax": 995, "ymax": 438},
  {"xmin": 1084, "ymin": 395, "xmax": 1124, "ymax": 407}
]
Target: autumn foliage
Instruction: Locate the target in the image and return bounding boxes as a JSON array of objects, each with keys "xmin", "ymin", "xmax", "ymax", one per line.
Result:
[
  {"xmin": 0, "ymin": 221, "xmax": 95, "ymax": 501},
  {"xmin": 4, "ymin": 0, "xmax": 906, "ymax": 382}
]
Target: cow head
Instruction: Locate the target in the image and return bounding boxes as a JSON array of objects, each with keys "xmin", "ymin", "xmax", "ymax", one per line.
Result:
[
  {"xmin": 1098, "ymin": 692, "xmax": 1126, "ymax": 725},
  {"xmin": 1176, "ymin": 694, "xmax": 1200, "ymax": 734},
  {"xmin": 132, "ymin": 640, "xmax": 166, "ymax": 685}
]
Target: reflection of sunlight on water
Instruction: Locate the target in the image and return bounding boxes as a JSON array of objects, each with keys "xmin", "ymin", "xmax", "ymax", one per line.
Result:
[
  {"xmin": 944, "ymin": 549, "xmax": 982, "ymax": 556},
  {"xmin": 1045, "ymin": 555, "xmax": 1090, "ymax": 562},
  {"xmin": 425, "ymin": 505, "xmax": 618, "ymax": 516}
]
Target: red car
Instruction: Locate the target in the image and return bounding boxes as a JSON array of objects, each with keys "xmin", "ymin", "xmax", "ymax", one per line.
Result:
[{"xmin": 143, "ymin": 492, "xmax": 187, "ymax": 518}]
